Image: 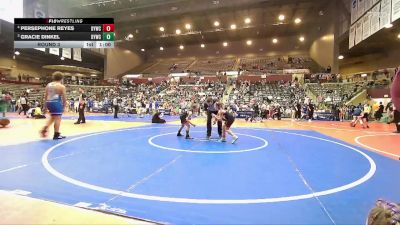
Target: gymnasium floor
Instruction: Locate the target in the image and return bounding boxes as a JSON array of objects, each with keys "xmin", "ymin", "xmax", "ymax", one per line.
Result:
[{"xmin": 0, "ymin": 113, "xmax": 399, "ymax": 225}]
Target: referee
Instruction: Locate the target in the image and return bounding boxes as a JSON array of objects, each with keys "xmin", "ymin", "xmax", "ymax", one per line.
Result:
[
  {"xmin": 113, "ymin": 96, "xmax": 119, "ymax": 119},
  {"xmin": 204, "ymin": 97, "xmax": 222, "ymax": 139},
  {"xmin": 391, "ymin": 68, "xmax": 400, "ymax": 133}
]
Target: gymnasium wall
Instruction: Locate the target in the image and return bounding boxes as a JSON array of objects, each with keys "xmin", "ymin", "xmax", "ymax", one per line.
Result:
[
  {"xmin": 339, "ymin": 49, "xmax": 400, "ymax": 76},
  {"xmin": 309, "ymin": 34, "xmax": 335, "ymax": 72},
  {"xmin": 0, "ymin": 54, "xmax": 42, "ymax": 78},
  {"xmin": 104, "ymin": 47, "xmax": 144, "ymax": 79},
  {"xmin": 309, "ymin": 0, "xmax": 337, "ymax": 73},
  {"xmin": 367, "ymin": 88, "xmax": 391, "ymax": 98}
]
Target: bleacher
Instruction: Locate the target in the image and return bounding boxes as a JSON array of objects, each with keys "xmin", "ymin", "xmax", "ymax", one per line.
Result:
[
  {"xmin": 133, "ymin": 55, "xmax": 320, "ymax": 77},
  {"xmin": 307, "ymin": 82, "xmax": 367, "ymax": 104},
  {"xmin": 142, "ymin": 59, "xmax": 194, "ymax": 74},
  {"xmin": 0, "ymin": 83, "xmax": 44, "ymax": 103},
  {"xmin": 240, "ymin": 56, "xmax": 285, "ymax": 71},
  {"xmin": 161, "ymin": 82, "xmax": 226, "ymax": 112},
  {"xmin": 228, "ymin": 82, "xmax": 305, "ymax": 109},
  {"xmin": 128, "ymin": 61, "xmax": 158, "ymax": 74},
  {"xmin": 239, "ymin": 55, "xmax": 315, "ymax": 72},
  {"xmin": 66, "ymin": 85, "xmax": 116, "ymax": 100},
  {"xmin": 188, "ymin": 58, "xmax": 236, "ymax": 74}
]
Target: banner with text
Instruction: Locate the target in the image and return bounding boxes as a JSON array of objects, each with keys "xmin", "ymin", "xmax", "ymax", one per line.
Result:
[
  {"xmin": 49, "ymin": 48, "xmax": 59, "ymax": 56},
  {"xmin": 62, "ymin": 48, "xmax": 71, "ymax": 59},
  {"xmin": 362, "ymin": 13, "xmax": 372, "ymax": 39},
  {"xmin": 73, "ymin": 48, "xmax": 82, "ymax": 61},
  {"xmin": 392, "ymin": 0, "xmax": 400, "ymax": 21}
]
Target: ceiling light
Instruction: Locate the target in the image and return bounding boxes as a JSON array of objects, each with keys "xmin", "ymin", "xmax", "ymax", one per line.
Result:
[
  {"xmin": 185, "ymin": 24, "xmax": 191, "ymax": 30},
  {"xmin": 278, "ymin": 14, "xmax": 285, "ymax": 21},
  {"xmin": 230, "ymin": 24, "xmax": 237, "ymax": 29},
  {"xmin": 176, "ymin": 29, "xmax": 181, "ymax": 34},
  {"xmin": 338, "ymin": 55, "xmax": 344, "ymax": 60},
  {"xmin": 159, "ymin": 26, "xmax": 165, "ymax": 32},
  {"xmin": 14, "ymin": 51, "xmax": 20, "ymax": 55},
  {"xmin": 295, "ymin": 18, "xmax": 302, "ymax": 24},
  {"xmin": 214, "ymin": 21, "xmax": 220, "ymax": 27},
  {"xmin": 60, "ymin": 57, "xmax": 65, "ymax": 60},
  {"xmin": 299, "ymin": 36, "xmax": 305, "ymax": 42},
  {"xmin": 398, "ymin": 33, "xmax": 400, "ymax": 39},
  {"xmin": 179, "ymin": 45, "xmax": 184, "ymax": 50},
  {"xmin": 223, "ymin": 42, "xmax": 228, "ymax": 47},
  {"xmin": 160, "ymin": 47, "xmax": 164, "ymax": 51},
  {"xmin": 244, "ymin": 18, "xmax": 251, "ymax": 24},
  {"xmin": 384, "ymin": 23, "xmax": 393, "ymax": 28},
  {"xmin": 272, "ymin": 38, "xmax": 278, "ymax": 44},
  {"xmin": 200, "ymin": 43, "xmax": 205, "ymax": 48},
  {"xmin": 246, "ymin": 40, "xmax": 252, "ymax": 45},
  {"xmin": 127, "ymin": 33, "xmax": 133, "ymax": 38},
  {"xmin": 141, "ymin": 49, "xmax": 145, "ymax": 52}
]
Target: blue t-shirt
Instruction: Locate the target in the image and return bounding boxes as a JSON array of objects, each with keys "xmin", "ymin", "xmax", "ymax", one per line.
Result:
[{"xmin": 353, "ymin": 107, "xmax": 362, "ymax": 116}]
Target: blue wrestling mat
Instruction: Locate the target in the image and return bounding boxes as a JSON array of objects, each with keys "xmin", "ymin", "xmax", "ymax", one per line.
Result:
[{"xmin": 0, "ymin": 125, "xmax": 399, "ymax": 224}]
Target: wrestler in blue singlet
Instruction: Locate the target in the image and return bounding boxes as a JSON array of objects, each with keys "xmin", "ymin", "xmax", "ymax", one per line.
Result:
[{"xmin": 46, "ymin": 82, "xmax": 63, "ymax": 116}]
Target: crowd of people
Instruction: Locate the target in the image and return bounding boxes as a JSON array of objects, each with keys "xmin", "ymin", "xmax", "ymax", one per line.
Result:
[{"xmin": 1, "ymin": 70, "xmax": 399, "ymax": 135}]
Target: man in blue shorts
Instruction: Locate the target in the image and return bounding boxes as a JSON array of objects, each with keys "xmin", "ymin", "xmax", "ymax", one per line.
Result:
[{"xmin": 40, "ymin": 72, "xmax": 67, "ymax": 140}]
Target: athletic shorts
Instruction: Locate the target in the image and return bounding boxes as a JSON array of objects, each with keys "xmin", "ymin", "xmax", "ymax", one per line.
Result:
[
  {"xmin": 363, "ymin": 113, "xmax": 369, "ymax": 119},
  {"xmin": 46, "ymin": 101, "xmax": 63, "ymax": 116},
  {"xmin": 225, "ymin": 119, "xmax": 234, "ymax": 129}
]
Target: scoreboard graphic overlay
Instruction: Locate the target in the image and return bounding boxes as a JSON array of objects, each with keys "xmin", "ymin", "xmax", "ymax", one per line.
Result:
[{"xmin": 14, "ymin": 18, "xmax": 114, "ymax": 48}]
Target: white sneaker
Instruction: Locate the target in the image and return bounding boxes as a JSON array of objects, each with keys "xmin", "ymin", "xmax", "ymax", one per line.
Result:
[{"xmin": 231, "ymin": 136, "xmax": 238, "ymax": 144}]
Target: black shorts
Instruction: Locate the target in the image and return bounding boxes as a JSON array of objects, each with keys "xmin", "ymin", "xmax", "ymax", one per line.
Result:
[
  {"xmin": 225, "ymin": 119, "xmax": 234, "ymax": 129},
  {"xmin": 363, "ymin": 113, "xmax": 369, "ymax": 122}
]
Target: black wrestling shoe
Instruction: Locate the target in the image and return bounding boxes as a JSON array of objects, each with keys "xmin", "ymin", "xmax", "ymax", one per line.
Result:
[
  {"xmin": 177, "ymin": 133, "xmax": 183, "ymax": 137},
  {"xmin": 185, "ymin": 136, "xmax": 193, "ymax": 139},
  {"xmin": 74, "ymin": 122, "xmax": 80, "ymax": 124},
  {"xmin": 53, "ymin": 132, "xmax": 66, "ymax": 140}
]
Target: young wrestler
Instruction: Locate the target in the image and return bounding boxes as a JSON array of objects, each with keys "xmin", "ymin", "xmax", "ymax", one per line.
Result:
[
  {"xmin": 350, "ymin": 105, "xmax": 363, "ymax": 127},
  {"xmin": 339, "ymin": 105, "xmax": 347, "ymax": 122},
  {"xmin": 40, "ymin": 72, "xmax": 67, "ymax": 140},
  {"xmin": 177, "ymin": 110, "xmax": 196, "ymax": 139},
  {"xmin": 214, "ymin": 102, "xmax": 238, "ymax": 144},
  {"xmin": 361, "ymin": 103, "xmax": 371, "ymax": 128}
]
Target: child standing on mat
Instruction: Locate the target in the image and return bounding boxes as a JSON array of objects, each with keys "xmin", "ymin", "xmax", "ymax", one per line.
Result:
[
  {"xmin": 214, "ymin": 103, "xmax": 238, "ymax": 144},
  {"xmin": 177, "ymin": 110, "xmax": 196, "ymax": 139},
  {"xmin": 40, "ymin": 72, "xmax": 67, "ymax": 140},
  {"xmin": 350, "ymin": 105, "xmax": 363, "ymax": 127}
]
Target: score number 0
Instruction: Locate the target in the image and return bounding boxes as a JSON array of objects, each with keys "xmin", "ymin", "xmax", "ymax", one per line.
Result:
[{"xmin": 103, "ymin": 24, "xmax": 114, "ymax": 32}]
